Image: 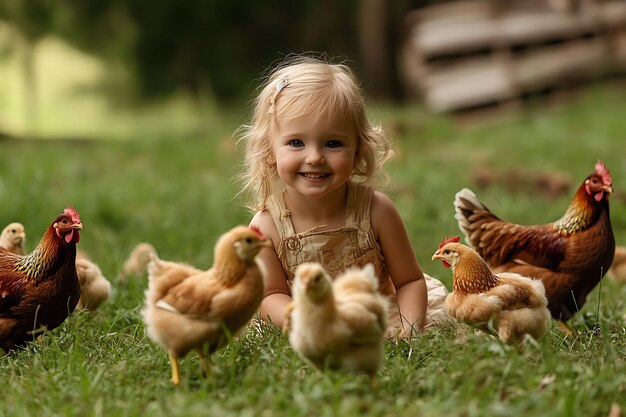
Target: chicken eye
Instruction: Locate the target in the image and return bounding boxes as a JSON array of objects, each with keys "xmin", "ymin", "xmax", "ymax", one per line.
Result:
[
  {"xmin": 444, "ymin": 250, "xmax": 450, "ymax": 255},
  {"xmin": 245, "ymin": 237, "xmax": 253, "ymax": 244}
]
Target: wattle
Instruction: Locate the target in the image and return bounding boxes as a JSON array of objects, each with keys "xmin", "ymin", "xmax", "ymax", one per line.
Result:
[
  {"xmin": 595, "ymin": 191, "xmax": 604, "ymax": 202},
  {"xmin": 64, "ymin": 230, "xmax": 80, "ymax": 244},
  {"xmin": 442, "ymin": 260, "xmax": 451, "ymax": 269}
]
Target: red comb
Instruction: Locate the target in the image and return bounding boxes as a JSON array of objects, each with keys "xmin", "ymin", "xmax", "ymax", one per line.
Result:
[
  {"xmin": 438, "ymin": 235, "xmax": 460, "ymax": 249},
  {"xmin": 595, "ymin": 160, "xmax": 612, "ymax": 185},
  {"xmin": 64, "ymin": 205, "xmax": 81, "ymax": 223},
  {"xmin": 249, "ymin": 225, "xmax": 264, "ymax": 238}
]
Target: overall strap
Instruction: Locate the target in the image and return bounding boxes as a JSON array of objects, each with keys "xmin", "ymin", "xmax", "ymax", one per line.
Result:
[
  {"xmin": 266, "ymin": 190, "xmax": 297, "ymax": 241},
  {"xmin": 346, "ymin": 182, "xmax": 374, "ymax": 228}
]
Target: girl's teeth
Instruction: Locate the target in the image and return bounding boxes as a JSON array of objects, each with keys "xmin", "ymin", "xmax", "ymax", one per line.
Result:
[{"xmin": 304, "ymin": 173, "xmax": 325, "ymax": 179}]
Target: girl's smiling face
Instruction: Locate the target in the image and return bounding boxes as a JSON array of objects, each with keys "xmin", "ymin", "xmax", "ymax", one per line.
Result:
[{"xmin": 272, "ymin": 110, "xmax": 358, "ymax": 200}]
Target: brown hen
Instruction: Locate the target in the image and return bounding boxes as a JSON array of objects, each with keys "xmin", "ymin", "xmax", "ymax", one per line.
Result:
[
  {"xmin": 0, "ymin": 206, "xmax": 83, "ymax": 352},
  {"xmin": 432, "ymin": 236, "xmax": 550, "ymax": 345},
  {"xmin": 454, "ymin": 161, "xmax": 615, "ymax": 334}
]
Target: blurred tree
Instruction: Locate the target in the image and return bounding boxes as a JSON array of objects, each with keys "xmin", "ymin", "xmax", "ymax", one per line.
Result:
[
  {"xmin": 0, "ymin": 0, "xmax": 424, "ymax": 104},
  {"xmin": 122, "ymin": 0, "xmax": 363, "ymax": 102}
]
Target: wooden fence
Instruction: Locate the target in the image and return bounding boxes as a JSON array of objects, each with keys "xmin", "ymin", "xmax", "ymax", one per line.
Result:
[{"xmin": 399, "ymin": 0, "xmax": 626, "ymax": 112}]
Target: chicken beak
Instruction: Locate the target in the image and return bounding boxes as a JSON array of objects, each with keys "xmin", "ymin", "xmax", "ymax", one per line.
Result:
[
  {"xmin": 72, "ymin": 222, "xmax": 84, "ymax": 230},
  {"xmin": 253, "ymin": 239, "xmax": 272, "ymax": 252},
  {"xmin": 603, "ymin": 185, "xmax": 613, "ymax": 195},
  {"xmin": 431, "ymin": 251, "xmax": 442, "ymax": 261}
]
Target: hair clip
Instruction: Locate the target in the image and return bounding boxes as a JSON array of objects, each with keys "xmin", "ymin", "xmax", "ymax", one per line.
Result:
[
  {"xmin": 275, "ymin": 77, "xmax": 289, "ymax": 95},
  {"xmin": 269, "ymin": 77, "xmax": 289, "ymax": 114}
]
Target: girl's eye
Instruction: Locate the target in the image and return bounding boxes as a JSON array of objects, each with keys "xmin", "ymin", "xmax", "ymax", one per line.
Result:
[
  {"xmin": 287, "ymin": 139, "xmax": 304, "ymax": 148},
  {"xmin": 326, "ymin": 140, "xmax": 343, "ymax": 148}
]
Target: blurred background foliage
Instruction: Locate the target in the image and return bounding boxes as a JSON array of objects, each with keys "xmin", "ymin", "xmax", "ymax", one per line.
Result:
[
  {"xmin": 0, "ymin": 0, "xmax": 428, "ymax": 139},
  {"xmin": 0, "ymin": 0, "xmax": 418, "ymax": 103},
  {"xmin": 1, "ymin": 0, "xmax": 624, "ymax": 141}
]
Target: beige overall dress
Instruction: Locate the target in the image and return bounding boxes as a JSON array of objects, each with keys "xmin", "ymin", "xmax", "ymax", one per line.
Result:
[{"xmin": 267, "ymin": 182, "xmax": 451, "ymax": 334}]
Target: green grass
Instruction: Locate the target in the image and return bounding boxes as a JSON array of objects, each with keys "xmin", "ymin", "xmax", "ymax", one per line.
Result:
[{"xmin": 1, "ymin": 84, "xmax": 626, "ymax": 417}]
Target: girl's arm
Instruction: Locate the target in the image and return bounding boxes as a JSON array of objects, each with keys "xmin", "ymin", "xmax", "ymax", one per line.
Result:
[
  {"xmin": 250, "ymin": 210, "xmax": 292, "ymax": 328},
  {"xmin": 371, "ymin": 191, "xmax": 428, "ymax": 338},
  {"xmin": 395, "ymin": 278, "xmax": 427, "ymax": 337}
]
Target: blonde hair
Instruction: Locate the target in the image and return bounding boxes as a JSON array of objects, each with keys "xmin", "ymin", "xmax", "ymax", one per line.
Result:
[{"xmin": 237, "ymin": 55, "xmax": 393, "ymax": 211}]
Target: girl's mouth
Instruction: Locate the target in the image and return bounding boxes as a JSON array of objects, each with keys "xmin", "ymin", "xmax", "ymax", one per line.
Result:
[{"xmin": 300, "ymin": 173, "xmax": 330, "ymax": 180}]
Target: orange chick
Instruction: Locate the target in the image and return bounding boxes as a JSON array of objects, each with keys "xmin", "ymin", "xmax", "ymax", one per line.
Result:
[
  {"xmin": 75, "ymin": 251, "xmax": 111, "ymax": 311},
  {"xmin": 287, "ymin": 263, "xmax": 388, "ymax": 380},
  {"xmin": 142, "ymin": 225, "xmax": 271, "ymax": 385},
  {"xmin": 432, "ymin": 236, "xmax": 550, "ymax": 345},
  {"xmin": 120, "ymin": 242, "xmax": 157, "ymax": 279},
  {"xmin": 607, "ymin": 246, "xmax": 626, "ymax": 284},
  {"xmin": 0, "ymin": 223, "xmax": 26, "ymax": 255}
]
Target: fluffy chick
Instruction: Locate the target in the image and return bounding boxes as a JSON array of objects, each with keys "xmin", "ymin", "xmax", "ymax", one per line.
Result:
[
  {"xmin": 432, "ymin": 236, "xmax": 550, "ymax": 345},
  {"xmin": 607, "ymin": 246, "xmax": 626, "ymax": 284},
  {"xmin": 142, "ymin": 225, "xmax": 270, "ymax": 386},
  {"xmin": 287, "ymin": 263, "xmax": 389, "ymax": 380},
  {"xmin": 0, "ymin": 222, "xmax": 26, "ymax": 255},
  {"xmin": 120, "ymin": 242, "xmax": 157, "ymax": 279},
  {"xmin": 75, "ymin": 251, "xmax": 112, "ymax": 311}
]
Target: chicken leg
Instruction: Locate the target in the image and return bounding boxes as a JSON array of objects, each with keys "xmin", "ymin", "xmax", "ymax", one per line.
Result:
[
  {"xmin": 196, "ymin": 348, "xmax": 214, "ymax": 378},
  {"xmin": 556, "ymin": 320, "xmax": 574, "ymax": 337},
  {"xmin": 169, "ymin": 351, "xmax": 181, "ymax": 386}
]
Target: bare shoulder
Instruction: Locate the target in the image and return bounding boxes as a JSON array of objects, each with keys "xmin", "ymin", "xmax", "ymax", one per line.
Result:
[
  {"xmin": 371, "ymin": 190, "xmax": 398, "ymax": 212},
  {"xmin": 250, "ymin": 210, "xmax": 280, "ymax": 249},
  {"xmin": 369, "ymin": 190, "xmax": 423, "ymax": 287},
  {"xmin": 370, "ymin": 191, "xmax": 404, "ymax": 235}
]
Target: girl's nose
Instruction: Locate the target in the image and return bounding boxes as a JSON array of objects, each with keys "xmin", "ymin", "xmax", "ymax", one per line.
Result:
[{"xmin": 305, "ymin": 148, "xmax": 325, "ymax": 165}]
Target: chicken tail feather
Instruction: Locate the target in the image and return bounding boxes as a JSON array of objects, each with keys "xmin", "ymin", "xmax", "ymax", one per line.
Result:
[{"xmin": 454, "ymin": 188, "xmax": 499, "ymax": 250}]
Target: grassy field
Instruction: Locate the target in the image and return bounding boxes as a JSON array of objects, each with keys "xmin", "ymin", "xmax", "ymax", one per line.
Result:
[{"xmin": 1, "ymin": 84, "xmax": 626, "ymax": 417}]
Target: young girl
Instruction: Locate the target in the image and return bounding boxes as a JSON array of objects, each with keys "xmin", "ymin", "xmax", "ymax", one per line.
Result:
[{"xmin": 238, "ymin": 56, "xmax": 449, "ymax": 338}]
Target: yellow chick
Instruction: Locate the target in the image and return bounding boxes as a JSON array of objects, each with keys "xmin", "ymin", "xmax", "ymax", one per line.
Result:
[
  {"xmin": 0, "ymin": 222, "xmax": 26, "ymax": 255},
  {"xmin": 120, "ymin": 242, "xmax": 158, "ymax": 279},
  {"xmin": 75, "ymin": 251, "xmax": 112, "ymax": 311},
  {"xmin": 142, "ymin": 225, "xmax": 271, "ymax": 386},
  {"xmin": 432, "ymin": 236, "xmax": 550, "ymax": 345},
  {"xmin": 287, "ymin": 263, "xmax": 389, "ymax": 380}
]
